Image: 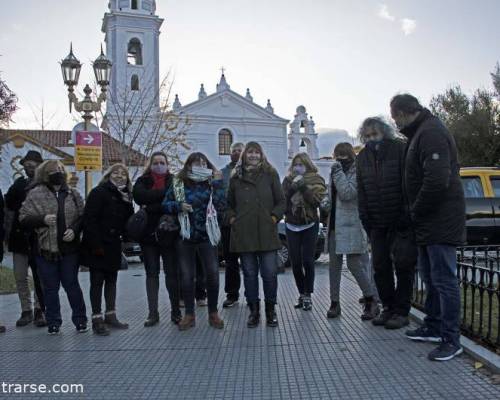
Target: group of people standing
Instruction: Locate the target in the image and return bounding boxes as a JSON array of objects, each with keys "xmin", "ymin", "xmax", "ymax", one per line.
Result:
[{"xmin": 0, "ymin": 93, "xmax": 465, "ymax": 362}]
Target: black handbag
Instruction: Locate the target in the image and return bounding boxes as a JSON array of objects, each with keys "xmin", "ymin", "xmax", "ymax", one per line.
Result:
[
  {"xmin": 155, "ymin": 214, "xmax": 180, "ymax": 248},
  {"xmin": 126, "ymin": 208, "xmax": 148, "ymax": 242}
]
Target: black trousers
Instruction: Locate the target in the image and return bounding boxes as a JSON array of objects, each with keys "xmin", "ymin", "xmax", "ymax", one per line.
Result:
[
  {"xmin": 89, "ymin": 269, "xmax": 118, "ymax": 315},
  {"xmin": 370, "ymin": 227, "xmax": 416, "ymax": 316},
  {"xmin": 221, "ymin": 226, "xmax": 240, "ymax": 300},
  {"xmin": 286, "ymin": 223, "xmax": 319, "ymax": 295},
  {"xmin": 142, "ymin": 243, "xmax": 181, "ymax": 315}
]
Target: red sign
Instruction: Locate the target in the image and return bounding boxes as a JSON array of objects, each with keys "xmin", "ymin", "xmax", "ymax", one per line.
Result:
[{"xmin": 75, "ymin": 131, "xmax": 102, "ymax": 147}]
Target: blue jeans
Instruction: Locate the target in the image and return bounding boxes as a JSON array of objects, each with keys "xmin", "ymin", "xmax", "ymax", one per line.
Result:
[
  {"xmin": 176, "ymin": 240, "xmax": 219, "ymax": 315},
  {"xmin": 36, "ymin": 253, "xmax": 87, "ymax": 328},
  {"xmin": 418, "ymin": 245, "xmax": 461, "ymax": 346},
  {"xmin": 240, "ymin": 251, "xmax": 278, "ymax": 304}
]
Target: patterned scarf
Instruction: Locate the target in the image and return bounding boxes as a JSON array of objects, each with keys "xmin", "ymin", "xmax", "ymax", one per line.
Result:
[
  {"xmin": 290, "ymin": 172, "xmax": 327, "ymax": 222},
  {"xmin": 172, "ymin": 177, "xmax": 221, "ymax": 245}
]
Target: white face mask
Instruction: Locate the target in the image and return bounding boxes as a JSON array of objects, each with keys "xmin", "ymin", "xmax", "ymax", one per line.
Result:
[{"xmin": 191, "ymin": 165, "xmax": 212, "ymax": 177}]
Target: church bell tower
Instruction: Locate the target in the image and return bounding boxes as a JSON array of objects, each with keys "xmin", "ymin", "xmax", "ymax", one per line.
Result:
[{"xmin": 102, "ymin": 0, "xmax": 163, "ymax": 136}]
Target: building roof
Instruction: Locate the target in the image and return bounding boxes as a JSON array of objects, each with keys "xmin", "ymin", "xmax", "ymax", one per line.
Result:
[{"xmin": 0, "ymin": 129, "xmax": 146, "ymax": 166}]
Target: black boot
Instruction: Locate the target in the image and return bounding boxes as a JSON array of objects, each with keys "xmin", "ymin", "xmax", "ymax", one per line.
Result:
[
  {"xmin": 16, "ymin": 310, "xmax": 33, "ymax": 327},
  {"xmin": 171, "ymin": 309, "xmax": 182, "ymax": 325},
  {"xmin": 144, "ymin": 311, "xmax": 160, "ymax": 327},
  {"xmin": 294, "ymin": 295, "xmax": 304, "ymax": 309},
  {"xmin": 327, "ymin": 301, "xmax": 341, "ymax": 318},
  {"xmin": 104, "ymin": 312, "xmax": 129, "ymax": 329},
  {"xmin": 33, "ymin": 308, "xmax": 47, "ymax": 328},
  {"xmin": 265, "ymin": 302, "xmax": 278, "ymax": 327},
  {"xmin": 361, "ymin": 297, "xmax": 380, "ymax": 321},
  {"xmin": 247, "ymin": 302, "xmax": 260, "ymax": 328},
  {"xmin": 92, "ymin": 316, "xmax": 110, "ymax": 336}
]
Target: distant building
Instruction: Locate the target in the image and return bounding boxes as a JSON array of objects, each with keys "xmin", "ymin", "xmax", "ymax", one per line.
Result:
[{"xmin": 0, "ymin": 129, "xmax": 144, "ymax": 195}]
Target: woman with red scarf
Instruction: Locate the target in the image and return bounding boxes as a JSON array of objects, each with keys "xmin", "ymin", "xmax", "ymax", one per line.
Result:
[{"xmin": 133, "ymin": 152, "xmax": 181, "ymax": 326}]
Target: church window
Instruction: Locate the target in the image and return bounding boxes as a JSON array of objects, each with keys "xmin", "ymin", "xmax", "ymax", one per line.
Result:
[
  {"xmin": 127, "ymin": 38, "xmax": 143, "ymax": 65},
  {"xmin": 218, "ymin": 129, "xmax": 233, "ymax": 155},
  {"xmin": 131, "ymin": 0, "xmax": 138, "ymax": 9},
  {"xmin": 131, "ymin": 74, "xmax": 139, "ymax": 91}
]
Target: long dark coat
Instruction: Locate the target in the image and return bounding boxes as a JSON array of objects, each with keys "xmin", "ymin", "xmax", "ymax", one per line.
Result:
[
  {"xmin": 401, "ymin": 109, "xmax": 466, "ymax": 246},
  {"xmin": 5, "ymin": 177, "xmax": 33, "ymax": 254},
  {"xmin": 82, "ymin": 181, "xmax": 134, "ymax": 271},
  {"xmin": 227, "ymin": 166, "xmax": 286, "ymax": 253}
]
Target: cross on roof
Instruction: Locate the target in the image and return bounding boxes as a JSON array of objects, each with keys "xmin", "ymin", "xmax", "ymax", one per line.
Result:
[{"xmin": 220, "ymin": 66, "xmax": 226, "ymax": 75}]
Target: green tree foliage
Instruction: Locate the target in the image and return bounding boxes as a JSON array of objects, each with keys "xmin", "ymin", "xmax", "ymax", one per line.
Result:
[{"xmin": 430, "ymin": 79, "xmax": 500, "ymax": 167}]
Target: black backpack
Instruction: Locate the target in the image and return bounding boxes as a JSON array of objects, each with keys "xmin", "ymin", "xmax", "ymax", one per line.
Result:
[{"xmin": 126, "ymin": 208, "xmax": 148, "ymax": 242}]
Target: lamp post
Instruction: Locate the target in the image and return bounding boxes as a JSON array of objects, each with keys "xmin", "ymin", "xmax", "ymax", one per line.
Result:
[{"xmin": 60, "ymin": 43, "xmax": 112, "ymax": 195}]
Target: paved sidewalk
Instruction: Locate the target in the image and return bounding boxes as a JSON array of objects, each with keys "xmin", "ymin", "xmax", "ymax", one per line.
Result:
[{"xmin": 0, "ymin": 261, "xmax": 499, "ymax": 400}]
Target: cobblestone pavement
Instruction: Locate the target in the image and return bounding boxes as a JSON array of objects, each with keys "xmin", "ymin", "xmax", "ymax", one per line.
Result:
[{"xmin": 1, "ymin": 260, "xmax": 499, "ymax": 400}]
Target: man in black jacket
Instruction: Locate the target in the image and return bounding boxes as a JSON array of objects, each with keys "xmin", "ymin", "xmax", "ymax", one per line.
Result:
[
  {"xmin": 391, "ymin": 94, "xmax": 466, "ymax": 362},
  {"xmin": 357, "ymin": 117, "xmax": 416, "ymax": 330},
  {"xmin": 5, "ymin": 150, "xmax": 46, "ymax": 327}
]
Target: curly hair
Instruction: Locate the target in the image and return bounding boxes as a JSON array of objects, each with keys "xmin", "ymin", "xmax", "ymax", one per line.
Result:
[{"xmin": 358, "ymin": 116, "xmax": 397, "ymax": 144}]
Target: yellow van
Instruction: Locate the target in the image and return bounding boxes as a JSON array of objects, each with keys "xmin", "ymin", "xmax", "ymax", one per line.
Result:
[{"xmin": 459, "ymin": 167, "xmax": 500, "ymax": 245}]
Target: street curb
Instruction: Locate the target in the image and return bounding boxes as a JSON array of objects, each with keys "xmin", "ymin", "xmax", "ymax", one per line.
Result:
[{"xmin": 409, "ymin": 307, "xmax": 500, "ymax": 374}]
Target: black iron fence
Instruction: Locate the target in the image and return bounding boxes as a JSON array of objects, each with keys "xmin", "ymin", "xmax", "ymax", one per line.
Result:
[{"xmin": 412, "ymin": 245, "xmax": 500, "ymax": 350}]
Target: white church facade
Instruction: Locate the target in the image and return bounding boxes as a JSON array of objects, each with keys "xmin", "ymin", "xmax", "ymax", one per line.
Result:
[
  {"xmin": 102, "ymin": 0, "xmax": 334, "ymax": 180},
  {"xmin": 172, "ymin": 75, "xmax": 290, "ymax": 176}
]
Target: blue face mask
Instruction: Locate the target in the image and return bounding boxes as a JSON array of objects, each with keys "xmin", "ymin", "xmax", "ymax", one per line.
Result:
[{"xmin": 293, "ymin": 165, "xmax": 306, "ymax": 175}]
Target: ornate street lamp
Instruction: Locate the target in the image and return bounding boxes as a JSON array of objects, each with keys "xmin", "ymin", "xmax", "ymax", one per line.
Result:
[
  {"xmin": 60, "ymin": 43, "xmax": 81, "ymax": 92},
  {"xmin": 60, "ymin": 43, "xmax": 112, "ymax": 196},
  {"xmin": 60, "ymin": 43, "xmax": 112, "ymax": 125},
  {"xmin": 93, "ymin": 45, "xmax": 112, "ymax": 88}
]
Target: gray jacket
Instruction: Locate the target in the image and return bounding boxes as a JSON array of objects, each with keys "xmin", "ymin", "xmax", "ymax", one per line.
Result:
[{"xmin": 325, "ymin": 162, "xmax": 368, "ymax": 255}]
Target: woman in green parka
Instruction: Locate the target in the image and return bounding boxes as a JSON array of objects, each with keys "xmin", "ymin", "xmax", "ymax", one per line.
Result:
[{"xmin": 227, "ymin": 142, "xmax": 286, "ymax": 328}]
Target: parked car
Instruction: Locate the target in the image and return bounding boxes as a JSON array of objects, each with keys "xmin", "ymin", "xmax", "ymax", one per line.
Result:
[
  {"xmin": 123, "ymin": 241, "xmax": 143, "ymax": 261},
  {"xmin": 125, "ymin": 221, "xmax": 327, "ymax": 267},
  {"xmin": 460, "ymin": 167, "xmax": 500, "ymax": 245}
]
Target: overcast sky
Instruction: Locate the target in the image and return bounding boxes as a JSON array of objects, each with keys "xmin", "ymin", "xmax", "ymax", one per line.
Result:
[{"xmin": 1, "ymin": 0, "xmax": 499, "ymax": 137}]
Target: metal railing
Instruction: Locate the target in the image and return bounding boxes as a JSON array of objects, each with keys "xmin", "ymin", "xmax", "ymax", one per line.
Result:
[{"xmin": 412, "ymin": 245, "xmax": 500, "ymax": 350}]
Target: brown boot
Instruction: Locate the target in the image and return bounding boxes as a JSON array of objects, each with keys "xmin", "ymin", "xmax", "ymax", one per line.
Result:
[
  {"xmin": 208, "ymin": 312, "xmax": 224, "ymax": 329},
  {"xmin": 178, "ymin": 314, "xmax": 196, "ymax": 331}
]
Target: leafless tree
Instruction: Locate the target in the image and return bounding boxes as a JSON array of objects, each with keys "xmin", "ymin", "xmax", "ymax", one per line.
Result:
[
  {"xmin": 0, "ymin": 73, "xmax": 18, "ymax": 127},
  {"xmin": 101, "ymin": 67, "xmax": 190, "ymax": 171}
]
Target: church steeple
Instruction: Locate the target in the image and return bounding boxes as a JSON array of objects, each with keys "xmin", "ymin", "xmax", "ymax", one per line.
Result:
[
  {"xmin": 103, "ymin": 0, "xmax": 163, "ymax": 138},
  {"xmin": 198, "ymin": 84, "xmax": 207, "ymax": 100},
  {"xmin": 108, "ymin": 0, "xmax": 157, "ymax": 15},
  {"xmin": 216, "ymin": 71, "xmax": 230, "ymax": 92}
]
